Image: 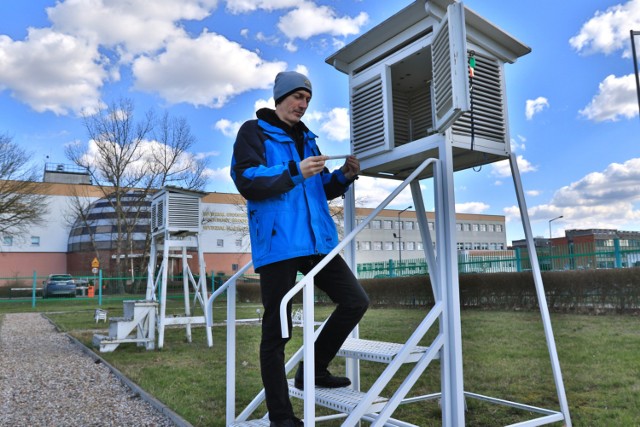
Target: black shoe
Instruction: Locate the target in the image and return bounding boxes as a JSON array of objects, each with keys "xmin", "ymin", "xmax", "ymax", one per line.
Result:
[
  {"xmin": 270, "ymin": 416, "xmax": 303, "ymax": 427},
  {"xmin": 294, "ymin": 363, "xmax": 351, "ymax": 390}
]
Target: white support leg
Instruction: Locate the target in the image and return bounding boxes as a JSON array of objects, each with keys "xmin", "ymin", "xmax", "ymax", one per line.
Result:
[
  {"xmin": 146, "ymin": 237, "xmax": 157, "ymax": 300},
  {"xmin": 343, "ymin": 185, "xmax": 361, "ymax": 392},
  {"xmin": 439, "ymin": 134, "xmax": 465, "ymax": 427},
  {"xmin": 410, "ymin": 179, "xmax": 440, "ymax": 300},
  {"xmin": 182, "ymin": 246, "xmax": 193, "ymax": 343},
  {"xmin": 509, "ymin": 153, "xmax": 572, "ymax": 427},
  {"xmin": 158, "ymin": 236, "xmax": 170, "ymax": 349},
  {"xmin": 197, "ymin": 234, "xmax": 213, "ymax": 347}
]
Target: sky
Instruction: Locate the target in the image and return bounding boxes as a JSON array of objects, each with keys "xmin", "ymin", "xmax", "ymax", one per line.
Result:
[{"xmin": 0, "ymin": 0, "xmax": 639, "ymax": 244}]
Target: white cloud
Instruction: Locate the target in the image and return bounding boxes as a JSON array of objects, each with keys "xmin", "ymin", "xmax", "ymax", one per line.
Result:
[
  {"xmin": 352, "ymin": 177, "xmax": 414, "ymax": 210},
  {"xmin": 305, "ymin": 108, "xmax": 350, "ymax": 142},
  {"xmin": 569, "ymin": 0, "xmax": 640, "ymax": 58},
  {"xmin": 132, "ymin": 30, "xmax": 286, "ymax": 107},
  {"xmin": 505, "ymin": 158, "xmax": 640, "ymax": 231},
  {"xmin": 215, "ymin": 119, "xmax": 242, "ymax": 137},
  {"xmin": 510, "ymin": 134, "xmax": 526, "ymax": 152},
  {"xmin": 204, "ymin": 165, "xmax": 238, "ymax": 192},
  {"xmin": 525, "ymin": 96, "xmax": 549, "ymax": 120},
  {"xmin": 225, "ymin": 0, "xmax": 299, "ymax": 14},
  {"xmin": 490, "ymin": 155, "xmax": 537, "ymax": 178},
  {"xmin": 278, "ymin": 2, "xmax": 368, "ymax": 41},
  {"xmin": 455, "ymin": 202, "xmax": 490, "ymax": 214},
  {"xmin": 255, "ymin": 97, "xmax": 275, "ymax": 110},
  {"xmin": 578, "ymin": 74, "xmax": 639, "ymax": 122},
  {"xmin": 47, "ymin": 0, "xmax": 218, "ymax": 59},
  {"xmin": 0, "ymin": 29, "xmax": 106, "ymax": 115},
  {"xmin": 527, "ymin": 190, "xmax": 542, "ymax": 197}
]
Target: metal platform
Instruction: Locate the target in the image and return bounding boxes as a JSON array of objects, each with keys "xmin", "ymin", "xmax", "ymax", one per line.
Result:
[
  {"xmin": 288, "ymin": 380, "xmax": 388, "ymax": 415},
  {"xmin": 337, "ymin": 337, "xmax": 432, "ymax": 364}
]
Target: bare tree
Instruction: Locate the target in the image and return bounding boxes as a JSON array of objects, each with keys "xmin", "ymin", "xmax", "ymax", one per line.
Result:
[
  {"xmin": 65, "ymin": 98, "xmax": 208, "ymax": 291},
  {"xmin": 149, "ymin": 112, "xmax": 208, "ymax": 190},
  {"xmin": 0, "ymin": 133, "xmax": 49, "ymax": 242}
]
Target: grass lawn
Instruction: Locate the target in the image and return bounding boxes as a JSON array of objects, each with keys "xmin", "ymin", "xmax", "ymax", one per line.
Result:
[{"xmin": 2, "ymin": 297, "xmax": 639, "ymax": 426}]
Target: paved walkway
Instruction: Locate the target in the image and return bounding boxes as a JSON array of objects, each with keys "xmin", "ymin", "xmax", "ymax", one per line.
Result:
[{"xmin": 0, "ymin": 312, "xmax": 179, "ymax": 426}]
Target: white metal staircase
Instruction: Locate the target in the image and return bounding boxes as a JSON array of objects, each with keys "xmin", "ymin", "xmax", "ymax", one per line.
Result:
[
  {"xmin": 206, "ymin": 150, "xmax": 571, "ymax": 426},
  {"xmin": 92, "ymin": 300, "xmax": 157, "ymax": 352}
]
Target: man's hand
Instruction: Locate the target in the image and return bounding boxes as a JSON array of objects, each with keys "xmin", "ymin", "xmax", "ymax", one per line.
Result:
[
  {"xmin": 299, "ymin": 155, "xmax": 328, "ymax": 178},
  {"xmin": 340, "ymin": 155, "xmax": 360, "ymax": 180}
]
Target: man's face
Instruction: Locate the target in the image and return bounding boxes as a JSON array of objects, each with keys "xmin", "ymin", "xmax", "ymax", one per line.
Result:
[{"xmin": 275, "ymin": 90, "xmax": 311, "ymax": 126}]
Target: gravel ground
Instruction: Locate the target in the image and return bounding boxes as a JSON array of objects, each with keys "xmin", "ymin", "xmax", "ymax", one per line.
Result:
[{"xmin": 0, "ymin": 312, "xmax": 177, "ymax": 427}]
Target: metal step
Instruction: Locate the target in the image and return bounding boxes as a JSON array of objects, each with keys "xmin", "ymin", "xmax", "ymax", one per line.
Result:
[
  {"xmin": 337, "ymin": 338, "xmax": 432, "ymax": 363},
  {"xmin": 288, "ymin": 379, "xmax": 388, "ymax": 414}
]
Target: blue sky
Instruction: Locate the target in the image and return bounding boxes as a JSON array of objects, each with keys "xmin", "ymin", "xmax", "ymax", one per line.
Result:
[{"xmin": 1, "ymin": 0, "xmax": 639, "ymax": 244}]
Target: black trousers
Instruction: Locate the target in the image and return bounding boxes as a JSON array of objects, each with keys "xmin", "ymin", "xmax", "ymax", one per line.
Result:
[{"xmin": 258, "ymin": 255, "xmax": 370, "ymax": 422}]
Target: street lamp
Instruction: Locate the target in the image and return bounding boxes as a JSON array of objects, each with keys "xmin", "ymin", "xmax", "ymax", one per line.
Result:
[
  {"xmin": 548, "ymin": 215, "xmax": 563, "ymax": 240},
  {"xmin": 631, "ymin": 30, "xmax": 640, "ymax": 119},
  {"xmin": 393, "ymin": 205, "xmax": 412, "ymax": 266}
]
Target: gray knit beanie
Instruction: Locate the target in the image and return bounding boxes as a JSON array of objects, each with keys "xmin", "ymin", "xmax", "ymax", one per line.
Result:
[{"xmin": 273, "ymin": 71, "xmax": 312, "ymax": 104}]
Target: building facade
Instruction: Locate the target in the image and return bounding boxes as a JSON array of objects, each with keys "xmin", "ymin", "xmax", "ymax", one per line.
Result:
[{"xmin": 0, "ymin": 175, "xmax": 506, "ymax": 279}]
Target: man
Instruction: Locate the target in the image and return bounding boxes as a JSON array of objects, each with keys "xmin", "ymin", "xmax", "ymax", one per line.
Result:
[{"xmin": 231, "ymin": 71, "xmax": 369, "ymax": 427}]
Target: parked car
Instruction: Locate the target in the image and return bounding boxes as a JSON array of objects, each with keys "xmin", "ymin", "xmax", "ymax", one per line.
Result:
[{"xmin": 42, "ymin": 274, "xmax": 77, "ymax": 298}]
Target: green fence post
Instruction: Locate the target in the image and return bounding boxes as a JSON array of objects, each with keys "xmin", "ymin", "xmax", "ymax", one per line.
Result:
[
  {"xmin": 614, "ymin": 238, "xmax": 622, "ymax": 268},
  {"xmin": 515, "ymin": 248, "xmax": 522, "ymax": 272},
  {"xmin": 389, "ymin": 259, "xmax": 395, "ymax": 277},
  {"xmin": 32, "ymin": 270, "xmax": 37, "ymax": 308},
  {"xmin": 98, "ymin": 269, "xmax": 103, "ymax": 306}
]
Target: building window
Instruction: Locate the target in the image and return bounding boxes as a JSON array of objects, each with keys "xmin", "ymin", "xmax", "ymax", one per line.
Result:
[
  {"xmin": 495, "ymin": 224, "xmax": 503, "ymax": 232},
  {"xmin": 371, "ymin": 220, "xmax": 381, "ymax": 229},
  {"xmin": 472, "ymin": 224, "xmax": 479, "ymax": 232},
  {"xmin": 407, "ymin": 241, "xmax": 415, "ymax": 250},
  {"xmin": 384, "ymin": 241, "xmax": 394, "ymax": 250},
  {"xmin": 31, "ymin": 236, "xmax": 40, "ymax": 246},
  {"xmin": 362, "ymin": 241, "xmax": 371, "ymax": 251},
  {"xmin": 463, "ymin": 223, "xmax": 470, "ymax": 232},
  {"xmin": 383, "ymin": 220, "xmax": 393, "ymax": 230},
  {"xmin": 373, "ymin": 241, "xmax": 383, "ymax": 251},
  {"xmin": 457, "ymin": 242, "xmax": 464, "ymax": 250},
  {"xmin": 405, "ymin": 221, "xmax": 414, "ymax": 230},
  {"xmin": 456, "ymin": 223, "xmax": 462, "ymax": 231},
  {"xmin": 232, "ymin": 263, "xmax": 239, "ymax": 271},
  {"xmin": 473, "ymin": 242, "xmax": 481, "ymax": 250},
  {"xmin": 480, "ymin": 224, "xmax": 487, "ymax": 232},
  {"xmin": 488, "ymin": 224, "xmax": 495, "ymax": 232},
  {"xmin": 464, "ymin": 242, "xmax": 472, "ymax": 250},
  {"xmin": 217, "ymin": 239, "xmax": 224, "ymax": 247},
  {"xmin": 428, "ymin": 222, "xmax": 434, "ymax": 231},
  {"xmin": 235, "ymin": 239, "xmax": 242, "ymax": 247},
  {"xmin": 417, "ymin": 242, "xmax": 424, "ymax": 250},
  {"xmin": 481, "ymin": 242, "xmax": 489, "ymax": 250},
  {"xmin": 2, "ymin": 236, "xmax": 12, "ymax": 246}
]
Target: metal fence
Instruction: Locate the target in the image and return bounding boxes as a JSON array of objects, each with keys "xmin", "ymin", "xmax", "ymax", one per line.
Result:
[{"xmin": 356, "ymin": 242, "xmax": 640, "ymax": 279}]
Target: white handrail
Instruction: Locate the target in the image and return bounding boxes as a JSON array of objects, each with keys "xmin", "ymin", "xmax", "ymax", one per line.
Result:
[
  {"xmin": 278, "ymin": 157, "xmax": 439, "ymax": 338},
  {"xmin": 205, "ymin": 260, "xmax": 253, "ymax": 327}
]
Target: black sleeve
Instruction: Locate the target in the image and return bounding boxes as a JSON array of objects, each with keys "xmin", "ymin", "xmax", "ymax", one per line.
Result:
[{"xmin": 231, "ymin": 121, "xmax": 296, "ymax": 201}]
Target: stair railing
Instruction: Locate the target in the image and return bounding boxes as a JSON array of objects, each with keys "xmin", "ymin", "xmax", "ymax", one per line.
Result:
[
  {"xmin": 278, "ymin": 157, "xmax": 440, "ymax": 426},
  {"xmin": 206, "ymin": 156, "xmax": 440, "ymax": 426}
]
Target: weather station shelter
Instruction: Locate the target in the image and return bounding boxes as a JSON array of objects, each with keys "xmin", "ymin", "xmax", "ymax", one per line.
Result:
[
  {"xmin": 326, "ymin": 0, "xmax": 530, "ymax": 180},
  {"xmin": 321, "ymin": 0, "xmax": 572, "ymax": 426}
]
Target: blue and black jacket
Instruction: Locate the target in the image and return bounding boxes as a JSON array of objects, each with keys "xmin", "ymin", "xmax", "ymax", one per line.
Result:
[{"xmin": 231, "ymin": 108, "xmax": 354, "ymax": 270}]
